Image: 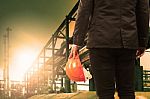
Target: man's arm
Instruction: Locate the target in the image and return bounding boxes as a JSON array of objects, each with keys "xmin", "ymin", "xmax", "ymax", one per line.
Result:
[
  {"xmin": 73, "ymin": 0, "xmax": 94, "ymax": 47},
  {"xmin": 136, "ymin": 0, "xmax": 149, "ymax": 48},
  {"xmin": 136, "ymin": 0, "xmax": 149, "ymax": 58}
]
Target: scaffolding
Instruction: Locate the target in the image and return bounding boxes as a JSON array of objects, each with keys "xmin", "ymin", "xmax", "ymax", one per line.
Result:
[{"xmin": 24, "ymin": 1, "xmax": 80, "ymax": 96}]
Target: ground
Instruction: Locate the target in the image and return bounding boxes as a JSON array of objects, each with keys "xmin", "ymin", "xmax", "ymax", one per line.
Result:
[{"xmin": 28, "ymin": 91, "xmax": 150, "ymax": 99}]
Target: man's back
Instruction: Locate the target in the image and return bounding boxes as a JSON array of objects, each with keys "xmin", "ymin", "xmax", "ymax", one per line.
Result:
[{"xmin": 73, "ymin": 0, "xmax": 149, "ymax": 49}]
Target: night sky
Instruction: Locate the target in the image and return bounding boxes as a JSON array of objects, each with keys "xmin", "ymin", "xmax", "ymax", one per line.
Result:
[{"xmin": 0, "ymin": 0, "xmax": 78, "ymax": 79}]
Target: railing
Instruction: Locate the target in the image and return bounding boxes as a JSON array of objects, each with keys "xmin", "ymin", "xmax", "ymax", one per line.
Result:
[{"xmin": 143, "ymin": 70, "xmax": 150, "ymax": 91}]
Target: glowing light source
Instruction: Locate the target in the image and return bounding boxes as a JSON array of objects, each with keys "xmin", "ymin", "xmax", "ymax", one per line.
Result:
[
  {"xmin": 0, "ymin": 69, "xmax": 3, "ymax": 80},
  {"xmin": 10, "ymin": 49, "xmax": 37, "ymax": 81},
  {"xmin": 141, "ymin": 49, "xmax": 150, "ymax": 70}
]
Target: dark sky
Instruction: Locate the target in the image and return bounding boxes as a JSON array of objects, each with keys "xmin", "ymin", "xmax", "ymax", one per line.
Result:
[{"xmin": 0, "ymin": 0, "xmax": 78, "ymax": 73}]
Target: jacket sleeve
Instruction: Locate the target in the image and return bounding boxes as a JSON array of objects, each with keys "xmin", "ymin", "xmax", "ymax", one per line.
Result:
[
  {"xmin": 73, "ymin": 0, "xmax": 94, "ymax": 46},
  {"xmin": 136, "ymin": 0, "xmax": 149, "ymax": 48}
]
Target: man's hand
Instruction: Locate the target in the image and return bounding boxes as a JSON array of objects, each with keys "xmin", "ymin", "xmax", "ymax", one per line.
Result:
[
  {"xmin": 136, "ymin": 48, "xmax": 146, "ymax": 58},
  {"xmin": 72, "ymin": 44, "xmax": 78, "ymax": 51},
  {"xmin": 69, "ymin": 45, "xmax": 79, "ymax": 58}
]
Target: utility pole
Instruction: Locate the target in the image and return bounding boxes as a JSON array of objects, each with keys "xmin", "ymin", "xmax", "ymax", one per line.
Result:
[{"xmin": 3, "ymin": 27, "xmax": 11, "ymax": 98}]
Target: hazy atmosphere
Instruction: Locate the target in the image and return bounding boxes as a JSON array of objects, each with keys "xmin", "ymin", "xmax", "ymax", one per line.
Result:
[
  {"xmin": 0, "ymin": 0, "xmax": 78, "ymax": 80},
  {"xmin": 0, "ymin": 0, "xmax": 149, "ymax": 81}
]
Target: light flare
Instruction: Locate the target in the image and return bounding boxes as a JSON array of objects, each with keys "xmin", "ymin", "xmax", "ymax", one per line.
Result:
[{"xmin": 10, "ymin": 49, "xmax": 37, "ymax": 81}]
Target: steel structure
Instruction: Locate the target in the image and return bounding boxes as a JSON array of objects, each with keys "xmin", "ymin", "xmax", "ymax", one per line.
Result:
[
  {"xmin": 24, "ymin": 1, "xmax": 80, "ymax": 96},
  {"xmin": 0, "ymin": 80, "xmax": 25, "ymax": 99},
  {"xmin": 3, "ymin": 27, "xmax": 11, "ymax": 98},
  {"xmin": 24, "ymin": 1, "xmax": 150, "ymax": 97}
]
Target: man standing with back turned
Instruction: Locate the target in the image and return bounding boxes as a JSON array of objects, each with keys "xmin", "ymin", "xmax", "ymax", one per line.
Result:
[{"xmin": 72, "ymin": 0, "xmax": 149, "ymax": 99}]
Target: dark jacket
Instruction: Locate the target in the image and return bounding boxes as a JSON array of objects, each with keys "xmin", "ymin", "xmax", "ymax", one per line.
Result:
[{"xmin": 73, "ymin": 0, "xmax": 149, "ymax": 49}]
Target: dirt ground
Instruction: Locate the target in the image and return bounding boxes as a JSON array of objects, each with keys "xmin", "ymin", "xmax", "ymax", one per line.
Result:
[{"xmin": 28, "ymin": 91, "xmax": 150, "ymax": 99}]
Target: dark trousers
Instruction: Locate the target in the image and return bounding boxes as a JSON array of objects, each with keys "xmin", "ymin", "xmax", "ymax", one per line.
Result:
[{"xmin": 89, "ymin": 48, "xmax": 136, "ymax": 99}]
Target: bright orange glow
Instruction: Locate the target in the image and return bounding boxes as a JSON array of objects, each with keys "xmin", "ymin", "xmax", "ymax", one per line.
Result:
[
  {"xmin": 10, "ymin": 49, "xmax": 37, "ymax": 81},
  {"xmin": 0, "ymin": 69, "xmax": 3, "ymax": 80},
  {"xmin": 141, "ymin": 49, "xmax": 150, "ymax": 70},
  {"xmin": 69, "ymin": 21, "xmax": 75, "ymax": 37}
]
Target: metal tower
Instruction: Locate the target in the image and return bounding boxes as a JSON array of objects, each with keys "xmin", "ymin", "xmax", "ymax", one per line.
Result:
[{"xmin": 3, "ymin": 27, "xmax": 11, "ymax": 97}]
